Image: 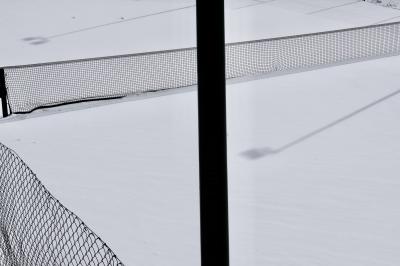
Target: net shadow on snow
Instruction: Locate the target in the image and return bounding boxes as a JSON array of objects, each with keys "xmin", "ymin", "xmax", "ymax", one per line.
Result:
[
  {"xmin": 0, "ymin": 143, "xmax": 124, "ymax": 265},
  {"xmin": 241, "ymin": 88, "xmax": 400, "ymax": 160}
]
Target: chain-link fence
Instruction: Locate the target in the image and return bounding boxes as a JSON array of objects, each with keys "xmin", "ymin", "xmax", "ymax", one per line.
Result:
[
  {"xmin": 2, "ymin": 21, "xmax": 400, "ymax": 114},
  {"xmin": 0, "ymin": 143, "xmax": 124, "ymax": 265}
]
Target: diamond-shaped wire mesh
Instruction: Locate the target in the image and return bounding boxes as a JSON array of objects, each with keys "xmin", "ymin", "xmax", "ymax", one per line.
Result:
[
  {"xmin": 3, "ymin": 21, "xmax": 400, "ymax": 114},
  {"xmin": 0, "ymin": 143, "xmax": 124, "ymax": 266}
]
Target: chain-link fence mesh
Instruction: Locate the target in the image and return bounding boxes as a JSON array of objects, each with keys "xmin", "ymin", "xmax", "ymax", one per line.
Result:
[
  {"xmin": 0, "ymin": 143, "xmax": 124, "ymax": 266},
  {"xmin": 3, "ymin": 21, "xmax": 400, "ymax": 114}
]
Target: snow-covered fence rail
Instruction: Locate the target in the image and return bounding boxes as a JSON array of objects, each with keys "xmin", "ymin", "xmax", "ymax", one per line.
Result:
[
  {"xmin": 1, "ymin": 21, "xmax": 400, "ymax": 114},
  {"xmin": 0, "ymin": 143, "xmax": 123, "ymax": 266}
]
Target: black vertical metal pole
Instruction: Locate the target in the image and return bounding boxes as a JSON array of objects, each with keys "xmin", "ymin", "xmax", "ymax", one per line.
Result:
[
  {"xmin": 196, "ymin": 1, "xmax": 229, "ymax": 266},
  {"xmin": 0, "ymin": 69, "xmax": 9, "ymax": 118}
]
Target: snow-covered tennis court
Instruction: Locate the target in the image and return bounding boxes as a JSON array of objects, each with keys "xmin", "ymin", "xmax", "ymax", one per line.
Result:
[{"xmin": 1, "ymin": 0, "xmax": 400, "ymax": 265}]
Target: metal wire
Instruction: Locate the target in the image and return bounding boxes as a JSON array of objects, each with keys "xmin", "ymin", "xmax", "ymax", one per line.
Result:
[{"xmin": 0, "ymin": 143, "xmax": 124, "ymax": 266}]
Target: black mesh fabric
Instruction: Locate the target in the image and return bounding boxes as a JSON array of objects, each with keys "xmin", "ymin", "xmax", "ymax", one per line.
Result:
[
  {"xmin": 0, "ymin": 143, "xmax": 124, "ymax": 266},
  {"xmin": 3, "ymin": 21, "xmax": 400, "ymax": 114}
]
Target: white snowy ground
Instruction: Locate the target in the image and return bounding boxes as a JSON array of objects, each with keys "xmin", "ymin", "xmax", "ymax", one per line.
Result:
[
  {"xmin": 1, "ymin": 0, "xmax": 400, "ymax": 265},
  {"xmin": 2, "ymin": 0, "xmax": 400, "ymax": 67},
  {"xmin": 367, "ymin": 0, "xmax": 400, "ymax": 10}
]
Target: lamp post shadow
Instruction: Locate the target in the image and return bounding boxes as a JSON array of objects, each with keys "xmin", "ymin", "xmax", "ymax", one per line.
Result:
[{"xmin": 241, "ymin": 88, "xmax": 400, "ymax": 160}]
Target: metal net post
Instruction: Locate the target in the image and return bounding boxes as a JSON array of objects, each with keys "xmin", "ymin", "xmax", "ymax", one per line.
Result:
[{"xmin": 0, "ymin": 69, "xmax": 10, "ymax": 118}]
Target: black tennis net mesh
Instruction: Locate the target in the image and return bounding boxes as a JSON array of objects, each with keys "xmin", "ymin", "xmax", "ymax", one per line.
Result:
[
  {"xmin": 3, "ymin": 21, "xmax": 400, "ymax": 114},
  {"xmin": 0, "ymin": 143, "xmax": 123, "ymax": 266}
]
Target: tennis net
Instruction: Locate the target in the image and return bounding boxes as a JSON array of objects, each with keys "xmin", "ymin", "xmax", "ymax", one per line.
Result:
[{"xmin": 2, "ymin": 21, "xmax": 400, "ymax": 114}]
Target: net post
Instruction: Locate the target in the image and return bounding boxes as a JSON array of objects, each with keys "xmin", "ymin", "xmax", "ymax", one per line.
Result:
[
  {"xmin": 196, "ymin": 1, "xmax": 229, "ymax": 266},
  {"xmin": 0, "ymin": 69, "xmax": 10, "ymax": 118}
]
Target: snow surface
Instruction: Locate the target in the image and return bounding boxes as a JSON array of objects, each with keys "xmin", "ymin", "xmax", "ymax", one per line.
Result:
[
  {"xmin": 1, "ymin": 0, "xmax": 400, "ymax": 265},
  {"xmin": 2, "ymin": 0, "xmax": 400, "ymax": 67},
  {"xmin": 367, "ymin": 0, "xmax": 400, "ymax": 10}
]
